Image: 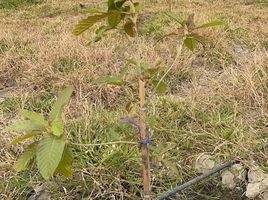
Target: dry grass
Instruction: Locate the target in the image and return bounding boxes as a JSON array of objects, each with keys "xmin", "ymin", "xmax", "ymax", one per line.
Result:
[{"xmin": 0, "ymin": 0, "xmax": 268, "ymax": 199}]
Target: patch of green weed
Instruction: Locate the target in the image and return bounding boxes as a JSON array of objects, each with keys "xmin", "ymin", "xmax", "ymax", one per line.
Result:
[
  {"xmin": 0, "ymin": 39, "xmax": 33, "ymax": 55},
  {"xmin": 52, "ymin": 57, "xmax": 83, "ymax": 75},
  {"xmin": 0, "ymin": 0, "xmax": 43, "ymax": 9},
  {"xmin": 0, "ymin": 97, "xmax": 22, "ymax": 116}
]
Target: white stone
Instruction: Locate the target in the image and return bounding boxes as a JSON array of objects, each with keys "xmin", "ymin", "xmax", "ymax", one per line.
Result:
[
  {"xmin": 248, "ymin": 167, "xmax": 266, "ymax": 183},
  {"xmin": 195, "ymin": 154, "xmax": 215, "ymax": 173},
  {"xmin": 230, "ymin": 164, "xmax": 246, "ymax": 181},
  {"xmin": 222, "ymin": 170, "xmax": 236, "ymax": 189},
  {"xmin": 260, "ymin": 177, "xmax": 268, "ymax": 193},
  {"xmin": 246, "ymin": 182, "xmax": 261, "ymax": 199}
]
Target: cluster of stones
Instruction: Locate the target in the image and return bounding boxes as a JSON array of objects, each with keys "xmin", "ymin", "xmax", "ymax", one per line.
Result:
[{"xmin": 195, "ymin": 154, "xmax": 268, "ymax": 199}]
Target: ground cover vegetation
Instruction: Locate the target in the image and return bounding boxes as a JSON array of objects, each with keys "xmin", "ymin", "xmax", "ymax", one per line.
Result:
[{"xmin": 0, "ymin": 0, "xmax": 268, "ymax": 199}]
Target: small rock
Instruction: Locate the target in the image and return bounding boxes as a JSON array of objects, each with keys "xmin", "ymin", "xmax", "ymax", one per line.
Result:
[
  {"xmin": 248, "ymin": 167, "xmax": 267, "ymax": 183},
  {"xmin": 246, "ymin": 182, "xmax": 261, "ymax": 199},
  {"xmin": 28, "ymin": 183, "xmax": 50, "ymax": 200},
  {"xmin": 230, "ymin": 164, "xmax": 246, "ymax": 181},
  {"xmin": 195, "ymin": 154, "xmax": 215, "ymax": 173},
  {"xmin": 222, "ymin": 170, "xmax": 236, "ymax": 189},
  {"xmin": 260, "ymin": 177, "xmax": 268, "ymax": 192}
]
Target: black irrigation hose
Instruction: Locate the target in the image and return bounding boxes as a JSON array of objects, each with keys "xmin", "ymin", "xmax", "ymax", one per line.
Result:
[
  {"xmin": 156, "ymin": 160, "xmax": 239, "ymax": 200},
  {"xmin": 156, "ymin": 143, "xmax": 268, "ymax": 199}
]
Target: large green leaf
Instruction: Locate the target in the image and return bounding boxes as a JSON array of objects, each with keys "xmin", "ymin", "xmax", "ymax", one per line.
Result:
[
  {"xmin": 11, "ymin": 132, "xmax": 41, "ymax": 145},
  {"xmin": 94, "ymin": 76, "xmax": 123, "ymax": 86},
  {"xmin": 5, "ymin": 120, "xmax": 45, "ymax": 133},
  {"xmin": 55, "ymin": 146, "xmax": 73, "ymax": 178},
  {"xmin": 73, "ymin": 14, "xmax": 108, "ymax": 36},
  {"xmin": 15, "ymin": 142, "xmax": 38, "ymax": 172},
  {"xmin": 19, "ymin": 109, "xmax": 48, "ymax": 127},
  {"xmin": 184, "ymin": 36, "xmax": 197, "ymax": 51},
  {"xmin": 124, "ymin": 21, "xmax": 136, "ymax": 37},
  {"xmin": 51, "ymin": 118, "xmax": 64, "ymax": 137},
  {"xmin": 36, "ymin": 135, "xmax": 65, "ymax": 180},
  {"xmin": 50, "ymin": 86, "xmax": 74, "ymax": 121},
  {"xmin": 107, "ymin": 10, "xmax": 121, "ymax": 27},
  {"xmin": 196, "ymin": 21, "xmax": 224, "ymax": 29}
]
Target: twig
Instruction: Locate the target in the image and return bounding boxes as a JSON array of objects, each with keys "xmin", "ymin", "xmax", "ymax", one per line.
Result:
[
  {"xmin": 70, "ymin": 141, "xmax": 137, "ymax": 146},
  {"xmin": 156, "ymin": 160, "xmax": 238, "ymax": 200}
]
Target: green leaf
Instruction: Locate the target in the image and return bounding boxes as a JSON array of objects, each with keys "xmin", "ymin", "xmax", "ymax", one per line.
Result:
[
  {"xmin": 81, "ymin": 9, "xmax": 106, "ymax": 15},
  {"xmin": 184, "ymin": 36, "xmax": 197, "ymax": 51},
  {"xmin": 51, "ymin": 118, "xmax": 64, "ymax": 137},
  {"xmin": 140, "ymin": 63, "xmax": 149, "ymax": 71},
  {"xmin": 124, "ymin": 21, "xmax": 136, "ymax": 37},
  {"xmin": 108, "ymin": 0, "xmax": 127, "ymax": 10},
  {"xmin": 108, "ymin": 0, "xmax": 115, "ymax": 8},
  {"xmin": 188, "ymin": 33, "xmax": 207, "ymax": 45},
  {"xmin": 115, "ymin": 0, "xmax": 127, "ymax": 9},
  {"xmin": 144, "ymin": 67, "xmax": 166, "ymax": 79},
  {"xmin": 94, "ymin": 76, "xmax": 123, "ymax": 86},
  {"xmin": 126, "ymin": 59, "xmax": 137, "ymax": 66},
  {"xmin": 11, "ymin": 132, "xmax": 41, "ymax": 145},
  {"xmin": 88, "ymin": 25, "xmax": 113, "ymax": 44},
  {"xmin": 196, "ymin": 21, "xmax": 225, "ymax": 29},
  {"xmin": 95, "ymin": 25, "xmax": 111, "ymax": 35},
  {"xmin": 15, "ymin": 142, "xmax": 38, "ymax": 172},
  {"xmin": 19, "ymin": 109, "xmax": 48, "ymax": 127},
  {"xmin": 152, "ymin": 80, "xmax": 168, "ymax": 94},
  {"xmin": 50, "ymin": 86, "xmax": 74, "ymax": 121},
  {"xmin": 125, "ymin": 101, "xmax": 132, "ymax": 113},
  {"xmin": 36, "ymin": 135, "xmax": 65, "ymax": 180},
  {"xmin": 73, "ymin": 14, "xmax": 108, "ymax": 36},
  {"xmin": 5, "ymin": 120, "xmax": 45, "ymax": 133},
  {"xmin": 55, "ymin": 146, "xmax": 73, "ymax": 178},
  {"xmin": 133, "ymin": 2, "xmax": 141, "ymax": 12},
  {"xmin": 107, "ymin": 10, "xmax": 122, "ymax": 27}
]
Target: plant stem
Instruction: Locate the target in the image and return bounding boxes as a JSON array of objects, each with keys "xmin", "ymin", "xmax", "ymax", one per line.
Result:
[
  {"xmin": 139, "ymin": 79, "xmax": 151, "ymax": 200},
  {"xmin": 70, "ymin": 141, "xmax": 137, "ymax": 146},
  {"xmin": 135, "ymin": 26, "xmax": 151, "ymax": 200},
  {"xmin": 130, "ymin": 0, "xmax": 151, "ymax": 197}
]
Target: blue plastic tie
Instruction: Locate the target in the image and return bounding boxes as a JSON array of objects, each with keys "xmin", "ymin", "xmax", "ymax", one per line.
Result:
[{"xmin": 140, "ymin": 129, "xmax": 151, "ymax": 145}]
